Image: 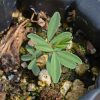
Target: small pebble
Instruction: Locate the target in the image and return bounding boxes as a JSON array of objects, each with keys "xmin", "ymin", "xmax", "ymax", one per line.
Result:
[
  {"xmin": 8, "ymin": 74, "xmax": 14, "ymax": 81},
  {"xmin": 73, "ymin": 79, "xmax": 85, "ymax": 88},
  {"xmin": 2, "ymin": 76, "xmax": 7, "ymax": 80},
  {"xmin": 12, "ymin": 10, "xmax": 20, "ymax": 18},
  {"xmin": 66, "ymin": 79, "xmax": 86, "ymax": 100},
  {"xmin": 38, "ymin": 81, "xmax": 46, "ymax": 87},
  {"xmin": 75, "ymin": 64, "xmax": 89, "ymax": 76},
  {"xmin": 86, "ymin": 41, "xmax": 96, "ymax": 54},
  {"xmin": 15, "ymin": 77, "xmax": 20, "ymax": 83},
  {"xmin": 37, "ymin": 55, "xmax": 48, "ymax": 68},
  {"xmin": 28, "ymin": 83, "xmax": 36, "ymax": 91},
  {"xmin": 38, "ymin": 69, "xmax": 51, "ymax": 86},
  {"xmin": 26, "ymin": 96, "xmax": 32, "ymax": 100},
  {"xmin": 0, "ymin": 70, "xmax": 3, "ymax": 76},
  {"xmin": 21, "ymin": 78, "xmax": 27, "ymax": 83},
  {"xmin": 66, "ymin": 91, "xmax": 79, "ymax": 100},
  {"xmin": 92, "ymin": 76, "xmax": 96, "ymax": 81},
  {"xmin": 21, "ymin": 62, "xmax": 27, "ymax": 69},
  {"xmin": 91, "ymin": 67, "xmax": 99, "ymax": 76},
  {"xmin": 60, "ymin": 81, "xmax": 72, "ymax": 95},
  {"xmin": 13, "ymin": 70, "xmax": 17, "ymax": 72}
]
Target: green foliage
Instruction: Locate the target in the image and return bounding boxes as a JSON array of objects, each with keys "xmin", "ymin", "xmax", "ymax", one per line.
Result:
[
  {"xmin": 21, "ymin": 45, "xmax": 42, "ymax": 76},
  {"xmin": 22, "ymin": 12, "xmax": 82, "ymax": 83},
  {"xmin": 46, "ymin": 52, "xmax": 61, "ymax": 83},
  {"xmin": 27, "ymin": 34, "xmax": 53, "ymax": 52},
  {"xmin": 47, "ymin": 12, "xmax": 61, "ymax": 41}
]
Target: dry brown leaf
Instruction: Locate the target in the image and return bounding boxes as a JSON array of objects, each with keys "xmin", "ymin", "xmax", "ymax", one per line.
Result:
[
  {"xmin": 38, "ymin": 11, "xmax": 47, "ymax": 19},
  {"xmin": 0, "ymin": 19, "xmax": 29, "ymax": 66},
  {"xmin": 30, "ymin": 11, "xmax": 48, "ymax": 29},
  {"xmin": 37, "ymin": 18, "xmax": 46, "ymax": 27}
]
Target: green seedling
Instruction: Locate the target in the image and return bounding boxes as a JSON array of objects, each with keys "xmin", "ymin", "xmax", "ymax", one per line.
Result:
[
  {"xmin": 23, "ymin": 12, "xmax": 82, "ymax": 83},
  {"xmin": 21, "ymin": 45, "xmax": 42, "ymax": 76}
]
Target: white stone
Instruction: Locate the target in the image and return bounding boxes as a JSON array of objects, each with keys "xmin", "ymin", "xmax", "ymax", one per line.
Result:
[
  {"xmin": 28, "ymin": 83, "xmax": 36, "ymax": 91},
  {"xmin": 21, "ymin": 62, "xmax": 27, "ymax": 69},
  {"xmin": 2, "ymin": 76, "xmax": 7, "ymax": 80},
  {"xmin": 60, "ymin": 81, "xmax": 72, "ymax": 96},
  {"xmin": 8, "ymin": 74, "xmax": 14, "ymax": 81},
  {"xmin": 38, "ymin": 69, "xmax": 51, "ymax": 86}
]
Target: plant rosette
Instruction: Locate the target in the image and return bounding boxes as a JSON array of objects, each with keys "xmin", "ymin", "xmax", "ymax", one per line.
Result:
[{"xmin": 21, "ymin": 12, "xmax": 82, "ymax": 83}]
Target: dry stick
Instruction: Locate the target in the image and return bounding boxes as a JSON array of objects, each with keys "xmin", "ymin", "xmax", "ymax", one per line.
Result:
[
  {"xmin": 31, "ymin": 13, "xmax": 35, "ymax": 21},
  {"xmin": 3, "ymin": 19, "xmax": 29, "ymax": 50},
  {"xmin": 31, "ymin": 13, "xmax": 38, "ymax": 23},
  {"xmin": 5, "ymin": 27, "xmax": 16, "ymax": 42},
  {"xmin": 0, "ymin": 27, "xmax": 15, "ymax": 50},
  {"xmin": 0, "ymin": 19, "xmax": 30, "ymax": 57}
]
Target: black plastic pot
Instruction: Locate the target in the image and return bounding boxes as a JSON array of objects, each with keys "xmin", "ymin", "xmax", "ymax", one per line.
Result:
[
  {"xmin": 17, "ymin": 0, "xmax": 75, "ymax": 19},
  {"xmin": 0, "ymin": 0, "xmax": 16, "ymax": 32},
  {"xmin": 74, "ymin": 0, "xmax": 100, "ymax": 99},
  {"xmin": 0, "ymin": 0, "xmax": 75, "ymax": 32},
  {"xmin": 75, "ymin": 0, "xmax": 100, "ymax": 51}
]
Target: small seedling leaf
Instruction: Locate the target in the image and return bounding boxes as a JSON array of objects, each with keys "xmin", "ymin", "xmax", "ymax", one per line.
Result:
[
  {"xmin": 50, "ymin": 32, "xmax": 72, "ymax": 49},
  {"xmin": 57, "ymin": 51, "xmax": 77, "ymax": 69},
  {"xmin": 60, "ymin": 51, "xmax": 82, "ymax": 64},
  {"xmin": 26, "ymin": 45, "xmax": 35, "ymax": 55},
  {"xmin": 28, "ymin": 59, "xmax": 36, "ymax": 70},
  {"xmin": 46, "ymin": 55, "xmax": 52, "ymax": 76},
  {"xmin": 35, "ymin": 50, "xmax": 42, "ymax": 58},
  {"xmin": 32, "ymin": 65, "xmax": 40, "ymax": 76},
  {"xmin": 50, "ymin": 52, "xmax": 61, "ymax": 83},
  {"xmin": 21, "ymin": 54, "xmax": 33, "ymax": 61},
  {"xmin": 47, "ymin": 12, "xmax": 61, "ymax": 41},
  {"xmin": 27, "ymin": 33, "xmax": 53, "ymax": 52},
  {"xmin": 28, "ymin": 33, "xmax": 48, "ymax": 45},
  {"xmin": 50, "ymin": 32, "xmax": 72, "ymax": 45},
  {"xmin": 35, "ymin": 45, "xmax": 53, "ymax": 52}
]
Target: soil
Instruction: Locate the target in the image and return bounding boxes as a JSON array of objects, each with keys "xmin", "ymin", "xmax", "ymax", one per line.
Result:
[{"xmin": 0, "ymin": 8, "xmax": 99, "ymax": 100}]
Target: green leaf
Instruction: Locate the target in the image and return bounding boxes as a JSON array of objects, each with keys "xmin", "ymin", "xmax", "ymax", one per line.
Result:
[
  {"xmin": 32, "ymin": 65, "xmax": 40, "ymax": 76},
  {"xmin": 57, "ymin": 51, "xmax": 77, "ymax": 69},
  {"xmin": 35, "ymin": 45, "xmax": 53, "ymax": 52},
  {"xmin": 28, "ymin": 33, "xmax": 47, "ymax": 45},
  {"xmin": 57, "ymin": 51, "xmax": 82, "ymax": 69},
  {"xmin": 28, "ymin": 59, "xmax": 40, "ymax": 76},
  {"xmin": 26, "ymin": 45, "xmax": 35, "ymax": 55},
  {"xmin": 27, "ymin": 33, "xmax": 53, "ymax": 52},
  {"xmin": 50, "ymin": 52, "xmax": 61, "ymax": 83},
  {"xmin": 46, "ymin": 55, "xmax": 52, "ymax": 76},
  {"xmin": 21, "ymin": 54, "xmax": 33, "ymax": 61},
  {"xmin": 59, "ymin": 51, "xmax": 82, "ymax": 64},
  {"xmin": 50, "ymin": 32, "xmax": 72, "ymax": 49},
  {"xmin": 35, "ymin": 50, "xmax": 42, "ymax": 58},
  {"xmin": 28, "ymin": 59, "xmax": 36, "ymax": 69},
  {"xmin": 54, "ymin": 44, "xmax": 68, "ymax": 49},
  {"xmin": 50, "ymin": 32, "xmax": 72, "ymax": 45},
  {"xmin": 47, "ymin": 12, "xmax": 61, "ymax": 41}
]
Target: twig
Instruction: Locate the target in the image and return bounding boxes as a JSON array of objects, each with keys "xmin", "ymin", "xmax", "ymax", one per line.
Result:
[{"xmin": 0, "ymin": 19, "xmax": 29, "ymax": 57}]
